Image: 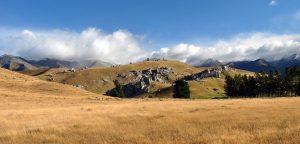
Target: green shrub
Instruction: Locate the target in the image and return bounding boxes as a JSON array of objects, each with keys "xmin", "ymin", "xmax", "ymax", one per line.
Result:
[
  {"xmin": 112, "ymin": 80, "xmax": 125, "ymax": 98},
  {"xmin": 173, "ymin": 80, "xmax": 190, "ymax": 98}
]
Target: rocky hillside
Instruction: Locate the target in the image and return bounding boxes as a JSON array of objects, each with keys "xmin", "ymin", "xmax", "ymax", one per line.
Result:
[
  {"xmin": 35, "ymin": 60, "xmax": 201, "ymax": 94},
  {"xmin": 0, "ymin": 54, "xmax": 254, "ymax": 99},
  {"xmin": 33, "ymin": 60, "xmax": 253, "ymax": 99}
]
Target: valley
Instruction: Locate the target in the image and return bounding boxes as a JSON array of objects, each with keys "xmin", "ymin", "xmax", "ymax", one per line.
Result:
[
  {"xmin": 34, "ymin": 60, "xmax": 254, "ymax": 98},
  {"xmin": 0, "ymin": 56, "xmax": 298, "ymax": 144},
  {"xmin": 1, "ymin": 1, "xmax": 300, "ymax": 143}
]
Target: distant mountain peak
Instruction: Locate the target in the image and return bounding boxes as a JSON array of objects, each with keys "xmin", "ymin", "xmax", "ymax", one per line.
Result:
[
  {"xmin": 282, "ymin": 54, "xmax": 298, "ymax": 61},
  {"xmin": 0, "ymin": 54, "xmax": 113, "ymax": 72},
  {"xmin": 293, "ymin": 53, "xmax": 300, "ymax": 60},
  {"xmin": 199, "ymin": 59, "xmax": 223, "ymax": 67},
  {"xmin": 254, "ymin": 59, "xmax": 269, "ymax": 66},
  {"xmin": 0, "ymin": 54, "xmax": 37, "ymax": 71}
]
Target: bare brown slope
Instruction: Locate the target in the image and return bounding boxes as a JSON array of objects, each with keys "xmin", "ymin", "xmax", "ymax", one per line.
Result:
[{"xmin": 0, "ymin": 68, "xmax": 111, "ymax": 109}]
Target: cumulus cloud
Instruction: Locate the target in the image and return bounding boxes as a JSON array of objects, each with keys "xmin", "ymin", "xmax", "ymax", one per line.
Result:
[
  {"xmin": 151, "ymin": 33, "xmax": 300, "ymax": 65},
  {"xmin": 0, "ymin": 28, "xmax": 299, "ymax": 65},
  {"xmin": 269, "ymin": 0, "xmax": 277, "ymax": 6},
  {"xmin": 0, "ymin": 28, "xmax": 148, "ymax": 64}
]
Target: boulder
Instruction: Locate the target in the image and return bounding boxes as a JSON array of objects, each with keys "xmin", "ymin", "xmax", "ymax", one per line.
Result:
[
  {"xmin": 102, "ymin": 78, "xmax": 110, "ymax": 82},
  {"xmin": 107, "ymin": 67, "xmax": 174, "ymax": 97},
  {"xmin": 70, "ymin": 68, "xmax": 76, "ymax": 72},
  {"xmin": 117, "ymin": 73, "xmax": 127, "ymax": 78},
  {"xmin": 184, "ymin": 67, "xmax": 223, "ymax": 81},
  {"xmin": 73, "ymin": 84, "xmax": 83, "ymax": 88}
]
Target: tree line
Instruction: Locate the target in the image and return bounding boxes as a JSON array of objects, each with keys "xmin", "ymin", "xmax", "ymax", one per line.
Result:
[{"xmin": 225, "ymin": 66, "xmax": 300, "ymax": 98}]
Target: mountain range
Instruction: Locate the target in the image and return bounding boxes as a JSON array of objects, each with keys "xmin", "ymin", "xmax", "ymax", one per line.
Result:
[
  {"xmin": 0, "ymin": 54, "xmax": 112, "ymax": 72},
  {"xmin": 198, "ymin": 54, "xmax": 300, "ymax": 73},
  {"xmin": 1, "ymin": 53, "xmax": 299, "ymax": 74}
]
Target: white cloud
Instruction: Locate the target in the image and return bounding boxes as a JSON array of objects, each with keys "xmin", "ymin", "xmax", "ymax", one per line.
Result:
[
  {"xmin": 269, "ymin": 0, "xmax": 277, "ymax": 6},
  {"xmin": 0, "ymin": 28, "xmax": 299, "ymax": 65},
  {"xmin": 0, "ymin": 28, "xmax": 148, "ymax": 64},
  {"xmin": 151, "ymin": 33, "xmax": 300, "ymax": 65}
]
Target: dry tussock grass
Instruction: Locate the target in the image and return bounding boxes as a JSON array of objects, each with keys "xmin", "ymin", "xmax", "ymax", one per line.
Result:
[
  {"xmin": 0, "ymin": 68, "xmax": 299, "ymax": 144},
  {"xmin": 0, "ymin": 98, "xmax": 299, "ymax": 144}
]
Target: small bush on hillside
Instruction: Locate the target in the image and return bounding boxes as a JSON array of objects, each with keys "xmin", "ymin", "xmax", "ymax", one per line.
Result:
[{"xmin": 173, "ymin": 79, "xmax": 190, "ymax": 98}]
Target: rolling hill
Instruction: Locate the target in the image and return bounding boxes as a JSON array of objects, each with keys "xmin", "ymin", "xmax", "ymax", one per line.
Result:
[
  {"xmin": 33, "ymin": 60, "xmax": 253, "ymax": 99},
  {"xmin": 35, "ymin": 60, "xmax": 202, "ymax": 94},
  {"xmin": 0, "ymin": 60, "xmax": 298, "ymax": 144},
  {"xmin": 0, "ymin": 67, "xmax": 111, "ymax": 109},
  {"xmin": 0, "ymin": 54, "xmax": 255, "ymax": 99}
]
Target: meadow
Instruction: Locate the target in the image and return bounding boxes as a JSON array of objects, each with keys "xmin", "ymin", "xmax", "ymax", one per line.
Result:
[
  {"xmin": 1, "ymin": 97, "xmax": 299, "ymax": 144},
  {"xmin": 0, "ymin": 65, "xmax": 299, "ymax": 144}
]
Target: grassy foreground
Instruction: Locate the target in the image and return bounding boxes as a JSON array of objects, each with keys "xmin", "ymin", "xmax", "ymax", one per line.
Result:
[{"xmin": 0, "ymin": 97, "xmax": 299, "ymax": 144}]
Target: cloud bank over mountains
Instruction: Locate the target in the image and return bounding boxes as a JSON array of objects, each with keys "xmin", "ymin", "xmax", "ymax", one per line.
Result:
[
  {"xmin": 152, "ymin": 33, "xmax": 300, "ymax": 65},
  {"xmin": 0, "ymin": 28, "xmax": 299, "ymax": 65},
  {"xmin": 0, "ymin": 28, "xmax": 147, "ymax": 64}
]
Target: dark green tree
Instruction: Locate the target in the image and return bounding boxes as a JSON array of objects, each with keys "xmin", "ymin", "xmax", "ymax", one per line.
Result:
[
  {"xmin": 173, "ymin": 79, "xmax": 190, "ymax": 98},
  {"xmin": 248, "ymin": 76, "xmax": 257, "ymax": 97},
  {"xmin": 112, "ymin": 80, "xmax": 125, "ymax": 98},
  {"xmin": 296, "ymin": 80, "xmax": 300, "ymax": 96},
  {"xmin": 225, "ymin": 75, "xmax": 234, "ymax": 97},
  {"xmin": 224, "ymin": 66, "xmax": 300, "ymax": 98},
  {"xmin": 266, "ymin": 70, "xmax": 274, "ymax": 96}
]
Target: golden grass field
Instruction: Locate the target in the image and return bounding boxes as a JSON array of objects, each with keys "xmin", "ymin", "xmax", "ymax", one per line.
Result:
[
  {"xmin": 1, "ymin": 98, "xmax": 300, "ymax": 144},
  {"xmin": 0, "ymin": 67, "xmax": 299, "ymax": 144}
]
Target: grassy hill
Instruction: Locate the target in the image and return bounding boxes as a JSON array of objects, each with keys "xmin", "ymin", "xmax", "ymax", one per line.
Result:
[
  {"xmin": 35, "ymin": 60, "xmax": 202, "ymax": 93},
  {"xmin": 150, "ymin": 66, "xmax": 254, "ymax": 99},
  {"xmin": 0, "ymin": 68, "xmax": 111, "ymax": 109},
  {"xmin": 33, "ymin": 60, "xmax": 253, "ymax": 99},
  {"xmin": 0, "ymin": 66, "xmax": 298, "ymax": 144}
]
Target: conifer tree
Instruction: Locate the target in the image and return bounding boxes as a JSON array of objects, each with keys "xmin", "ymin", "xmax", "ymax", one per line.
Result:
[
  {"xmin": 296, "ymin": 80, "xmax": 300, "ymax": 96},
  {"xmin": 225, "ymin": 75, "xmax": 234, "ymax": 97},
  {"xmin": 224, "ymin": 66, "xmax": 299, "ymax": 98},
  {"xmin": 173, "ymin": 79, "xmax": 190, "ymax": 98},
  {"xmin": 112, "ymin": 80, "xmax": 125, "ymax": 98}
]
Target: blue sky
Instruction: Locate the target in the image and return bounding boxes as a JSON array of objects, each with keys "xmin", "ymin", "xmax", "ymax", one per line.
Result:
[
  {"xmin": 1, "ymin": 0, "xmax": 299, "ymax": 44},
  {"xmin": 0, "ymin": 0, "xmax": 299, "ymax": 64}
]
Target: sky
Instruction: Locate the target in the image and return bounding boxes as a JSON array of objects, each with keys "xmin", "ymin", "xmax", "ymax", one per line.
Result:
[{"xmin": 0, "ymin": 0, "xmax": 300, "ymax": 64}]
